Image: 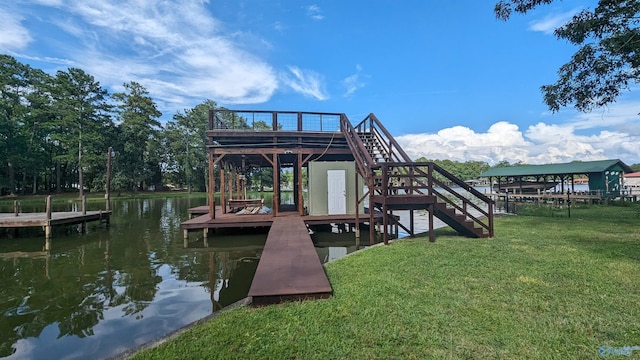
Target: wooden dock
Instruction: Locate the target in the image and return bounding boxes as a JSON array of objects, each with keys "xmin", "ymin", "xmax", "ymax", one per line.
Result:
[
  {"xmin": 0, "ymin": 208, "xmax": 111, "ymax": 250},
  {"xmin": 0, "ymin": 211, "xmax": 110, "ymax": 229},
  {"xmin": 248, "ymin": 212, "xmax": 332, "ymax": 305}
]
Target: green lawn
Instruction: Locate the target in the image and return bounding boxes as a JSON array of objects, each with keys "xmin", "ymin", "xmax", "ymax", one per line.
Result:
[{"xmin": 133, "ymin": 205, "xmax": 640, "ymax": 359}]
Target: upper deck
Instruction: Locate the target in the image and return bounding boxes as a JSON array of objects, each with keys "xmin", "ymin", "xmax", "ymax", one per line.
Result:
[{"xmin": 207, "ymin": 110, "xmax": 354, "ymax": 166}]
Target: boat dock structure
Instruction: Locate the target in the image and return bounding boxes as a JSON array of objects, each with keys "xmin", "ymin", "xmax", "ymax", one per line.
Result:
[
  {"xmin": 0, "ymin": 196, "xmax": 111, "ymax": 250},
  {"xmin": 181, "ymin": 110, "xmax": 495, "ymax": 304},
  {"xmin": 480, "ymin": 159, "xmax": 637, "ymax": 205}
]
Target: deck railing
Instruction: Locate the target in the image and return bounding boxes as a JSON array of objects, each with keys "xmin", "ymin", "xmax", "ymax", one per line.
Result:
[{"xmin": 209, "ymin": 110, "xmax": 343, "ymax": 132}]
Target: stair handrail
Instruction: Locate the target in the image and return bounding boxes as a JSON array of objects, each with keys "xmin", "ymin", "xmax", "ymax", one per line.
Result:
[
  {"xmin": 380, "ymin": 162, "xmax": 494, "ymax": 237},
  {"xmin": 426, "ymin": 162, "xmax": 494, "ymax": 237},
  {"xmin": 355, "ymin": 113, "xmax": 412, "ymax": 163},
  {"xmin": 339, "ymin": 114, "xmax": 375, "ymax": 178}
]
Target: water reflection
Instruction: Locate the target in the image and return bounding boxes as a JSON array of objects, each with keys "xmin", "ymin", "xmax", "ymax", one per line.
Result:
[
  {"xmin": 0, "ymin": 198, "xmax": 264, "ymax": 360},
  {"xmin": 311, "ymin": 230, "xmax": 362, "ymax": 264}
]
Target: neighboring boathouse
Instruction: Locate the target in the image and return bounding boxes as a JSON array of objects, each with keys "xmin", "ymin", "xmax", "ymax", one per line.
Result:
[{"xmin": 480, "ymin": 159, "xmax": 633, "ymax": 198}]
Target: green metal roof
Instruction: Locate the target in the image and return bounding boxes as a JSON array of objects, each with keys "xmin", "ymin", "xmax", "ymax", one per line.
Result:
[{"xmin": 480, "ymin": 159, "xmax": 633, "ymax": 178}]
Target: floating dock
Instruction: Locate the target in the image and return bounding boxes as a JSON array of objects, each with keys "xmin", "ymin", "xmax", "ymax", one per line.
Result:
[{"xmin": 248, "ymin": 212, "xmax": 332, "ymax": 305}]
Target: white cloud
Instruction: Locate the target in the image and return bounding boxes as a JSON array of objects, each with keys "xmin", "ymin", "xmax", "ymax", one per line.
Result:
[
  {"xmin": 306, "ymin": 5, "xmax": 324, "ymax": 20},
  {"xmin": 565, "ymin": 101, "xmax": 640, "ymax": 130},
  {"xmin": 529, "ymin": 8, "xmax": 580, "ymax": 34},
  {"xmin": 396, "ymin": 108, "xmax": 640, "ymax": 166},
  {"xmin": 281, "ymin": 66, "xmax": 328, "ymax": 100},
  {"xmin": 10, "ymin": 0, "xmax": 278, "ymax": 115},
  {"xmin": 342, "ymin": 65, "xmax": 366, "ymax": 97},
  {"xmin": 0, "ymin": 6, "xmax": 31, "ymax": 52}
]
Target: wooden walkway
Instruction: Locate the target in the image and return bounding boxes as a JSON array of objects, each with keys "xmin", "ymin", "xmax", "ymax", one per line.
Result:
[{"xmin": 248, "ymin": 212, "xmax": 332, "ymax": 305}]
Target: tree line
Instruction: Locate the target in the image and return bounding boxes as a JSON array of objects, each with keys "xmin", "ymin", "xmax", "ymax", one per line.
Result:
[
  {"xmin": 0, "ymin": 54, "xmax": 220, "ymax": 196},
  {"xmin": 3, "ymin": 54, "xmax": 638, "ymax": 197}
]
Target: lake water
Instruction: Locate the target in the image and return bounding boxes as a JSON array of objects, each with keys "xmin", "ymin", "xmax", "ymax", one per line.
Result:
[{"xmin": 0, "ymin": 197, "xmax": 362, "ymax": 359}]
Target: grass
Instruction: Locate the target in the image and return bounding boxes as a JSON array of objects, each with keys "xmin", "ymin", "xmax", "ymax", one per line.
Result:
[{"xmin": 132, "ymin": 205, "xmax": 640, "ymax": 359}]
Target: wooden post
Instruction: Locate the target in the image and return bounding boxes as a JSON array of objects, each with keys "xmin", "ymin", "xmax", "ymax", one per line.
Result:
[
  {"xmin": 273, "ymin": 154, "xmax": 279, "ymax": 216},
  {"xmin": 183, "ymin": 229, "xmax": 188, "ymax": 248},
  {"xmin": 208, "ymin": 153, "xmax": 215, "ymax": 219},
  {"xmin": 409, "ymin": 209, "xmax": 414, "ymax": 237},
  {"xmin": 228, "ymin": 165, "xmax": 233, "ymax": 204},
  {"xmin": 45, "ymin": 195, "xmax": 52, "ymax": 246},
  {"xmin": 355, "ymin": 172, "xmax": 360, "ymax": 241},
  {"xmin": 14, "ymin": 200, "xmax": 19, "ymax": 216},
  {"xmin": 383, "ymin": 202, "xmax": 388, "ymax": 245},
  {"xmin": 428, "ymin": 204, "xmax": 435, "ymax": 242},
  {"xmin": 105, "ymin": 147, "xmax": 112, "ymax": 211},
  {"xmin": 297, "ymin": 152, "xmax": 303, "ymax": 215},
  {"xmin": 220, "ymin": 161, "xmax": 226, "ymax": 214},
  {"xmin": 82, "ymin": 195, "xmax": 87, "ymax": 215},
  {"xmin": 242, "ymin": 155, "xmax": 247, "ymax": 200},
  {"xmin": 369, "ymin": 185, "xmax": 375, "ymax": 245}
]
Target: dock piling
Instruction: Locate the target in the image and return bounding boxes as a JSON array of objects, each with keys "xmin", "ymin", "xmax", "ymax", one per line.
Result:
[{"xmin": 45, "ymin": 195, "xmax": 52, "ymax": 243}]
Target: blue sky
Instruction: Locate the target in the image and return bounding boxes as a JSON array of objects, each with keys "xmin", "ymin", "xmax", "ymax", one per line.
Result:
[{"xmin": 2, "ymin": 0, "xmax": 639, "ymax": 165}]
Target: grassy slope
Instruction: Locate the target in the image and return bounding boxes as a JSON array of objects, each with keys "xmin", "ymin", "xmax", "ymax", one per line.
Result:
[{"xmin": 133, "ymin": 205, "xmax": 640, "ymax": 359}]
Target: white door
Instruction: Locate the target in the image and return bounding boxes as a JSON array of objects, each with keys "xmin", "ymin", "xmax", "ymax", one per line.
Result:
[{"xmin": 327, "ymin": 169, "xmax": 346, "ymax": 215}]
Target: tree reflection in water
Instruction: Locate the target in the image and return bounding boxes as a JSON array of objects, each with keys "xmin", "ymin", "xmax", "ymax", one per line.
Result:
[{"xmin": 0, "ymin": 198, "xmax": 264, "ymax": 359}]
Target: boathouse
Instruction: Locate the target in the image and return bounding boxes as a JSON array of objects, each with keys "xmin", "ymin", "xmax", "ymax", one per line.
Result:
[
  {"xmin": 480, "ymin": 159, "xmax": 633, "ymax": 198},
  {"xmin": 180, "ymin": 110, "xmax": 494, "ymax": 304},
  {"xmin": 182, "ymin": 110, "xmax": 493, "ymax": 243}
]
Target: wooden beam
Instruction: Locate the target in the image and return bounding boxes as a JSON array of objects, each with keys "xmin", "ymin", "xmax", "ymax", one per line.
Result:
[
  {"xmin": 261, "ymin": 153, "xmax": 275, "ymax": 166},
  {"xmin": 211, "ymin": 153, "xmax": 226, "ymax": 166}
]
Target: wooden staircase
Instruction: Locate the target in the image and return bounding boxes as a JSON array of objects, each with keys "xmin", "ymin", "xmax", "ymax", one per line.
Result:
[{"xmin": 340, "ymin": 113, "xmax": 494, "ymax": 244}]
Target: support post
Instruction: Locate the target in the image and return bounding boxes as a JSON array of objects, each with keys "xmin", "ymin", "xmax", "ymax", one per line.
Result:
[
  {"xmin": 355, "ymin": 172, "xmax": 360, "ymax": 242},
  {"xmin": 297, "ymin": 152, "xmax": 303, "ymax": 215},
  {"xmin": 428, "ymin": 204, "xmax": 435, "ymax": 242},
  {"xmin": 105, "ymin": 146, "xmax": 112, "ymax": 212},
  {"xmin": 410, "ymin": 209, "xmax": 414, "ymax": 237},
  {"xmin": 183, "ymin": 229, "xmax": 188, "ymax": 248},
  {"xmin": 82, "ymin": 195, "xmax": 87, "ymax": 215},
  {"xmin": 45, "ymin": 195, "xmax": 52, "ymax": 246},
  {"xmin": 220, "ymin": 161, "xmax": 226, "ymax": 214},
  {"xmin": 369, "ymin": 189, "xmax": 375, "ymax": 245},
  {"xmin": 14, "ymin": 200, "xmax": 19, "ymax": 216},
  {"xmin": 208, "ymin": 153, "xmax": 215, "ymax": 219},
  {"xmin": 228, "ymin": 165, "xmax": 233, "ymax": 202},
  {"xmin": 273, "ymin": 154, "xmax": 279, "ymax": 216}
]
